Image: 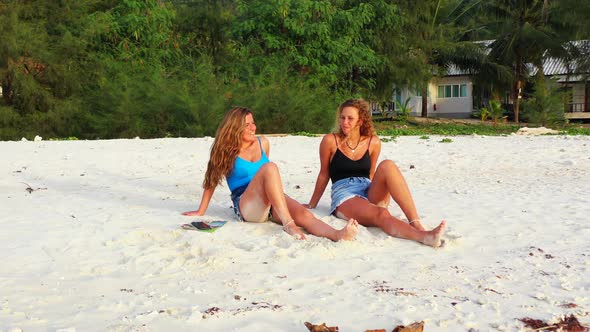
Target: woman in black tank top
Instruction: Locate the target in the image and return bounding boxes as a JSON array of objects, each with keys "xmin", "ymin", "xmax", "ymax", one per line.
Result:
[{"xmin": 306, "ymin": 98, "xmax": 447, "ymax": 248}]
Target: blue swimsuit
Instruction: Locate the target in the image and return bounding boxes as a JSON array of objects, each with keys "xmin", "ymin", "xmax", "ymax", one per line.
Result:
[{"xmin": 226, "ymin": 137, "xmax": 269, "ymax": 219}]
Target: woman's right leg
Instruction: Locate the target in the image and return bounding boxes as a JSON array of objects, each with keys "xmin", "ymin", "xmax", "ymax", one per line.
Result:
[
  {"xmin": 335, "ymin": 197, "xmax": 445, "ymax": 247},
  {"xmin": 368, "ymin": 160, "xmax": 426, "ymax": 231},
  {"xmin": 275, "ymin": 195, "xmax": 358, "ymax": 241},
  {"xmin": 238, "ymin": 162, "xmax": 306, "ymax": 239}
]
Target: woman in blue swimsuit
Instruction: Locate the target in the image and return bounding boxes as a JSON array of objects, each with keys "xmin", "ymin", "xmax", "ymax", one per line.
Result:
[
  {"xmin": 305, "ymin": 99, "xmax": 446, "ymax": 247},
  {"xmin": 183, "ymin": 107, "xmax": 358, "ymax": 241}
]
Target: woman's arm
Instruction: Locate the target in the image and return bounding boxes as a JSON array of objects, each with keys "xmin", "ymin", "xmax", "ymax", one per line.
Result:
[
  {"xmin": 369, "ymin": 135, "xmax": 381, "ymax": 180},
  {"xmin": 182, "ymin": 186, "xmax": 216, "ymax": 216},
  {"xmin": 306, "ymin": 135, "xmax": 334, "ymax": 208}
]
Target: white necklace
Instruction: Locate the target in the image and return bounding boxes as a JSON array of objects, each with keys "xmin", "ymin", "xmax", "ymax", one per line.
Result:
[{"xmin": 346, "ymin": 136, "xmax": 361, "ymax": 152}]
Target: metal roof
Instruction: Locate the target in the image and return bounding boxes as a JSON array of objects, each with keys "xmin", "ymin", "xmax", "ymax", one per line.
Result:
[
  {"xmin": 445, "ymin": 40, "xmax": 589, "ymax": 80},
  {"xmin": 539, "ymin": 40, "xmax": 589, "ymax": 76}
]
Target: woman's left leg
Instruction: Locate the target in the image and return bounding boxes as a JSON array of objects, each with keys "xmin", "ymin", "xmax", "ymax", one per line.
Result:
[
  {"xmin": 335, "ymin": 198, "xmax": 445, "ymax": 247},
  {"xmin": 239, "ymin": 162, "xmax": 306, "ymax": 239},
  {"xmin": 273, "ymin": 196, "xmax": 358, "ymax": 241},
  {"xmin": 367, "ymin": 160, "xmax": 425, "ymax": 231}
]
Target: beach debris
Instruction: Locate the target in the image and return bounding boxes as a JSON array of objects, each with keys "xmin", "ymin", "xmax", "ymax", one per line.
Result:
[
  {"xmin": 304, "ymin": 322, "xmax": 338, "ymax": 332},
  {"xmin": 250, "ymin": 301, "xmax": 281, "ymax": 310},
  {"xmin": 13, "ymin": 166, "xmax": 27, "ymax": 173},
  {"xmin": 409, "ymin": 164, "xmax": 415, "ymax": 169},
  {"xmin": 484, "ymin": 288, "xmax": 503, "ymax": 295},
  {"xmin": 233, "ymin": 301, "xmax": 282, "ymax": 315},
  {"xmin": 528, "ymin": 246, "xmax": 557, "ymax": 259},
  {"xmin": 560, "ymin": 303, "xmax": 578, "ymax": 308},
  {"xmin": 21, "ymin": 182, "xmax": 47, "ymax": 194},
  {"xmin": 371, "ymin": 281, "xmax": 417, "ymax": 296},
  {"xmin": 373, "ymin": 281, "xmax": 392, "ymax": 293},
  {"xmin": 202, "ymin": 306, "xmax": 221, "ymax": 318},
  {"xmin": 515, "ymin": 127, "xmax": 559, "ymax": 136},
  {"xmin": 392, "ymin": 321, "xmax": 425, "ymax": 332},
  {"xmin": 201, "ymin": 301, "xmax": 282, "ymax": 318},
  {"xmin": 519, "ymin": 315, "xmax": 587, "ymax": 331}
]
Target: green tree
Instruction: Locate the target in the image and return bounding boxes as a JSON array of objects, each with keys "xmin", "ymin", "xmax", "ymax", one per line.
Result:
[
  {"xmin": 488, "ymin": 99, "xmax": 505, "ymax": 126},
  {"xmin": 394, "ymin": 97, "xmax": 414, "ymax": 123},
  {"xmin": 484, "ymin": 0, "xmax": 589, "ymax": 123},
  {"xmin": 521, "ymin": 76, "xmax": 566, "ymax": 127},
  {"xmin": 0, "ymin": 0, "xmax": 98, "ymax": 139},
  {"xmin": 170, "ymin": 0, "xmax": 237, "ymax": 69},
  {"xmin": 0, "ymin": 0, "xmax": 89, "ymax": 113},
  {"xmin": 393, "ymin": 0, "xmax": 485, "ymax": 118},
  {"xmin": 231, "ymin": 0, "xmax": 388, "ymax": 95}
]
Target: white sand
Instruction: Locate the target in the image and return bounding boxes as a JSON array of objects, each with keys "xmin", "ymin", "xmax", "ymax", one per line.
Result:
[{"xmin": 1, "ymin": 134, "xmax": 589, "ymax": 331}]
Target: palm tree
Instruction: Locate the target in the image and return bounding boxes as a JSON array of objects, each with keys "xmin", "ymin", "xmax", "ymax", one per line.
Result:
[
  {"xmin": 484, "ymin": 0, "xmax": 587, "ymax": 122},
  {"xmin": 393, "ymin": 0, "xmax": 486, "ymax": 118}
]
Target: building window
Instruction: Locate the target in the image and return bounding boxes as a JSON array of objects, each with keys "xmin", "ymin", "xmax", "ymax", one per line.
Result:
[
  {"xmin": 394, "ymin": 88, "xmax": 402, "ymax": 104},
  {"xmin": 437, "ymin": 84, "xmax": 468, "ymax": 98},
  {"xmin": 460, "ymin": 84, "xmax": 467, "ymax": 97}
]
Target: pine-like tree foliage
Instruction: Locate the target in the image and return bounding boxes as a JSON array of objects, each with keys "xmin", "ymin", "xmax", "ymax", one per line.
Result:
[{"xmin": 0, "ymin": 0, "xmax": 588, "ymax": 139}]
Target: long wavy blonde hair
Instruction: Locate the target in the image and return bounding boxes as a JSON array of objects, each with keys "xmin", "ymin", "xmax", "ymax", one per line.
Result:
[
  {"xmin": 336, "ymin": 98, "xmax": 375, "ymax": 137},
  {"xmin": 203, "ymin": 107, "xmax": 252, "ymax": 189}
]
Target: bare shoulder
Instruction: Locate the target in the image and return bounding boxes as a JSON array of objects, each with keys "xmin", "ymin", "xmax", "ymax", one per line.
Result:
[
  {"xmin": 370, "ymin": 134, "xmax": 381, "ymax": 146},
  {"xmin": 259, "ymin": 135, "xmax": 271, "ymax": 152},
  {"xmin": 369, "ymin": 134, "xmax": 381, "ymax": 151},
  {"xmin": 259, "ymin": 135, "xmax": 269, "ymax": 145},
  {"xmin": 320, "ymin": 133, "xmax": 337, "ymax": 148}
]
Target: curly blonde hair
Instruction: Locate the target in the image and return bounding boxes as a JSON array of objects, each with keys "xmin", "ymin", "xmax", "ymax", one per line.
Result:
[
  {"xmin": 203, "ymin": 107, "xmax": 252, "ymax": 189},
  {"xmin": 336, "ymin": 98, "xmax": 375, "ymax": 137}
]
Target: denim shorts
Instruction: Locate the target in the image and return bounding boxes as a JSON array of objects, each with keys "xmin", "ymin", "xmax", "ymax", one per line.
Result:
[
  {"xmin": 330, "ymin": 177, "xmax": 371, "ymax": 214},
  {"xmin": 230, "ymin": 184, "xmax": 273, "ymax": 222},
  {"xmin": 230, "ymin": 185, "xmax": 248, "ymax": 222}
]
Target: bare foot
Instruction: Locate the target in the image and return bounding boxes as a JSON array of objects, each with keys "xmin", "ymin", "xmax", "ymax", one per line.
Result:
[
  {"xmin": 409, "ymin": 219, "xmax": 426, "ymax": 231},
  {"xmin": 335, "ymin": 218, "xmax": 359, "ymax": 241},
  {"xmin": 283, "ymin": 220, "xmax": 306, "ymax": 240},
  {"xmin": 422, "ymin": 221, "xmax": 446, "ymax": 247}
]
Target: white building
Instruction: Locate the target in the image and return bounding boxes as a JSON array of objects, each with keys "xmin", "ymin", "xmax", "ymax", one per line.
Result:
[
  {"xmin": 379, "ymin": 71, "xmax": 474, "ymax": 119},
  {"xmin": 379, "ymin": 40, "xmax": 589, "ymax": 119}
]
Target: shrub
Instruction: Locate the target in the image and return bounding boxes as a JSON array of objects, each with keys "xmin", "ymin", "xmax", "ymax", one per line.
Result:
[{"xmin": 522, "ymin": 78, "xmax": 567, "ymax": 127}]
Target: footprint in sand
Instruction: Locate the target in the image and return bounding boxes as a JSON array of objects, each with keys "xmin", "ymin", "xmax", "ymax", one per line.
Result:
[{"xmin": 442, "ymin": 228, "xmax": 462, "ymax": 246}]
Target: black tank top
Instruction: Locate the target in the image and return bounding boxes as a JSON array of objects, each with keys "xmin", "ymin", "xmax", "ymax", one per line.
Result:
[{"xmin": 329, "ymin": 134, "xmax": 372, "ymax": 183}]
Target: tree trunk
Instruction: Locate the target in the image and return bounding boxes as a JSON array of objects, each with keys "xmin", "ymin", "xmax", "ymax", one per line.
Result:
[
  {"xmin": 514, "ymin": 80, "xmax": 521, "ymax": 123},
  {"xmin": 421, "ymin": 85, "xmax": 428, "ymax": 118},
  {"xmin": 513, "ymin": 58, "xmax": 524, "ymax": 123}
]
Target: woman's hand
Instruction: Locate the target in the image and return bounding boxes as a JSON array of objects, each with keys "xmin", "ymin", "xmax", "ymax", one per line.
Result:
[{"xmin": 182, "ymin": 210, "xmax": 204, "ymax": 216}]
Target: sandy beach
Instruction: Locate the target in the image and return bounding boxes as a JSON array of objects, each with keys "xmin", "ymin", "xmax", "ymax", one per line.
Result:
[{"xmin": 1, "ymin": 134, "xmax": 589, "ymax": 331}]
